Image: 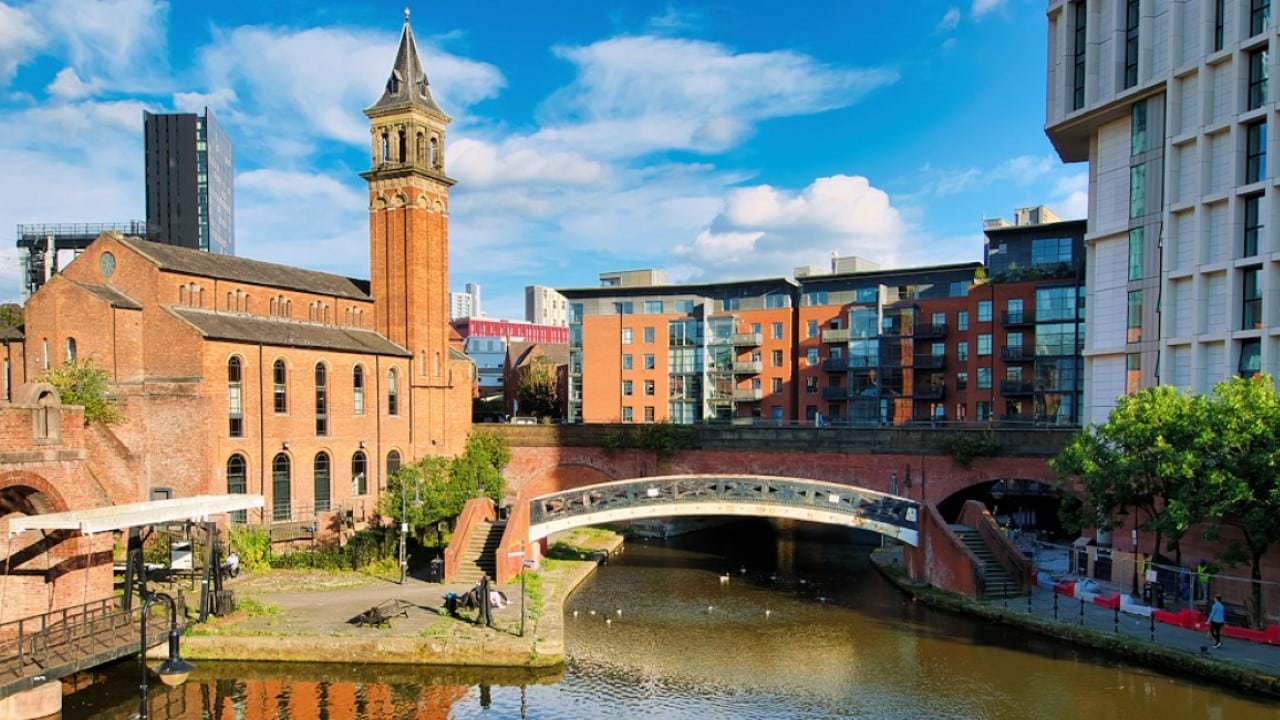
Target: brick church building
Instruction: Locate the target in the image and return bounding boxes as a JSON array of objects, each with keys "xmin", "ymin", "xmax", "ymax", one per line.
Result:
[{"xmin": 4, "ymin": 14, "xmax": 473, "ymax": 531}]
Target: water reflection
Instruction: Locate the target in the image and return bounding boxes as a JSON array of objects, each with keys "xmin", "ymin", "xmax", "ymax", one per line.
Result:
[{"xmin": 62, "ymin": 519, "xmax": 1277, "ymax": 719}]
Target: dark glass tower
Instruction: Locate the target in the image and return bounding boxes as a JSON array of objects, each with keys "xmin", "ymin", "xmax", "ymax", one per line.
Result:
[{"xmin": 143, "ymin": 108, "xmax": 235, "ymax": 254}]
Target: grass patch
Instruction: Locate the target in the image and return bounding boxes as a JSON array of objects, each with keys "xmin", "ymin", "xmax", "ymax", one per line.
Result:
[{"xmin": 237, "ymin": 597, "xmax": 278, "ymax": 617}]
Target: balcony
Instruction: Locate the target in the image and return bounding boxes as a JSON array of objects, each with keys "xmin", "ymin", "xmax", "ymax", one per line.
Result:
[
  {"xmin": 1000, "ymin": 380, "xmax": 1035, "ymax": 396},
  {"xmin": 733, "ymin": 388, "xmax": 764, "ymax": 402},
  {"xmin": 912, "ymin": 354, "xmax": 945, "ymax": 370},
  {"xmin": 821, "ymin": 328, "xmax": 851, "ymax": 343},
  {"xmin": 821, "ymin": 386, "xmax": 849, "ymax": 401},
  {"xmin": 1001, "ymin": 345, "xmax": 1032, "ymax": 362},
  {"xmin": 732, "ymin": 361, "xmax": 763, "ymax": 374},
  {"xmin": 1002, "ymin": 311, "xmax": 1032, "ymax": 327},
  {"xmin": 913, "ymin": 384, "xmax": 944, "ymax": 400},
  {"xmin": 822, "ymin": 358, "xmax": 849, "ymax": 372},
  {"xmin": 731, "ymin": 332, "xmax": 763, "ymax": 346},
  {"xmin": 914, "ymin": 323, "xmax": 947, "ymax": 339}
]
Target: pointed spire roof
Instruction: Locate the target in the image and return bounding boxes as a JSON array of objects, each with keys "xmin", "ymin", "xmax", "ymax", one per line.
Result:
[{"xmin": 368, "ymin": 8, "xmax": 445, "ymax": 116}]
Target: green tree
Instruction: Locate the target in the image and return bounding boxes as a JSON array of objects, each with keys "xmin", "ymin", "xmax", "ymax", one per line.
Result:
[
  {"xmin": 0, "ymin": 303, "xmax": 21, "ymax": 330},
  {"xmin": 39, "ymin": 359, "xmax": 122, "ymax": 425},
  {"xmin": 514, "ymin": 354, "xmax": 560, "ymax": 418},
  {"xmin": 1195, "ymin": 376, "xmax": 1280, "ymax": 628},
  {"xmin": 451, "ymin": 429, "xmax": 510, "ymax": 502}
]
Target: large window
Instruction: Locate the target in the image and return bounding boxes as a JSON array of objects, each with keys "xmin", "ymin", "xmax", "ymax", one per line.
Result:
[
  {"xmin": 1036, "ymin": 323, "xmax": 1083, "ymax": 356},
  {"xmin": 643, "ymin": 327, "xmax": 655, "ymax": 343},
  {"xmin": 1245, "ymin": 193, "xmax": 1264, "ymax": 256},
  {"xmin": 1240, "ymin": 338, "xmax": 1262, "ymax": 378},
  {"xmin": 314, "ymin": 363, "xmax": 328, "ymax": 435},
  {"xmin": 272, "ymin": 359, "xmax": 287, "ymax": 414},
  {"xmin": 1128, "ymin": 227, "xmax": 1144, "ymax": 280},
  {"xmin": 977, "ymin": 334, "xmax": 992, "ymax": 356},
  {"xmin": 228, "ymin": 357, "xmax": 243, "ymax": 437},
  {"xmin": 1124, "ymin": 0, "xmax": 1139, "ymax": 88},
  {"xmin": 977, "ymin": 301, "xmax": 992, "ymax": 323},
  {"xmin": 1031, "ymin": 237, "xmax": 1073, "ymax": 266},
  {"xmin": 352, "ymin": 451, "xmax": 368, "ymax": 496},
  {"xmin": 1072, "ymin": 0, "xmax": 1087, "ymax": 110},
  {"xmin": 957, "ymin": 311, "xmax": 969, "ymax": 332},
  {"xmin": 1252, "ymin": 0, "xmax": 1270, "ymax": 37},
  {"xmin": 1130, "ymin": 163, "xmax": 1146, "ymax": 217},
  {"xmin": 977, "ymin": 367, "xmax": 992, "ymax": 389},
  {"xmin": 1127, "ymin": 290, "xmax": 1143, "ymax": 342},
  {"xmin": 353, "ymin": 365, "xmax": 365, "ymax": 415},
  {"xmin": 272, "ymin": 453, "xmax": 291, "ymax": 521},
  {"xmin": 1035, "ymin": 286, "xmax": 1082, "ymax": 322},
  {"xmin": 1247, "ymin": 120, "xmax": 1268, "ymax": 184},
  {"xmin": 1250, "ymin": 48, "xmax": 1269, "ymax": 111},
  {"xmin": 227, "ymin": 454, "xmax": 247, "ymax": 523},
  {"xmin": 772, "ymin": 322, "xmax": 784, "ymax": 340},
  {"xmin": 1131, "ymin": 102, "xmax": 1147, "ymax": 155},
  {"xmin": 314, "ymin": 452, "xmax": 331, "ymax": 513},
  {"xmin": 387, "ymin": 449, "xmax": 401, "ymax": 476},
  {"xmin": 644, "ymin": 300, "xmax": 663, "ymax": 314},
  {"xmin": 957, "ymin": 341, "xmax": 969, "ymax": 362},
  {"xmin": 387, "ymin": 367, "xmax": 399, "ymax": 416},
  {"xmin": 1243, "ymin": 266, "xmax": 1263, "ymax": 329}
]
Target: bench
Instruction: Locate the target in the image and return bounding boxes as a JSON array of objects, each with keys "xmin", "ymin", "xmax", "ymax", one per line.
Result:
[{"xmin": 349, "ymin": 599, "xmax": 414, "ymax": 627}]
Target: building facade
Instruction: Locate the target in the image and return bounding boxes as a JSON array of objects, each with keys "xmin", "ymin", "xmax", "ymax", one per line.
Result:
[
  {"xmin": 12, "ymin": 15, "xmax": 472, "ymax": 530},
  {"xmin": 450, "ymin": 282, "xmax": 481, "ymax": 320},
  {"xmin": 525, "ymin": 284, "xmax": 569, "ymax": 326},
  {"xmin": 1046, "ymin": 0, "xmax": 1275, "ymax": 424},
  {"xmin": 144, "ymin": 108, "xmax": 235, "ymax": 255}
]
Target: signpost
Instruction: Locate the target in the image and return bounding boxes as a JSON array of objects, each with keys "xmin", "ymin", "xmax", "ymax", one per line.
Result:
[{"xmin": 508, "ymin": 545, "xmax": 530, "ymax": 637}]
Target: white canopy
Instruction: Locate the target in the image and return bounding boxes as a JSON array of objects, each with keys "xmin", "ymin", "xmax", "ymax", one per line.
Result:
[{"xmin": 5, "ymin": 494, "xmax": 265, "ymax": 536}]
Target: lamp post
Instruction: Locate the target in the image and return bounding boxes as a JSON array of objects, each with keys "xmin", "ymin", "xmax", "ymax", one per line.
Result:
[
  {"xmin": 137, "ymin": 592, "xmax": 195, "ymax": 720},
  {"xmin": 1131, "ymin": 524, "xmax": 1140, "ymax": 598},
  {"xmin": 399, "ymin": 476, "xmax": 421, "ymax": 585}
]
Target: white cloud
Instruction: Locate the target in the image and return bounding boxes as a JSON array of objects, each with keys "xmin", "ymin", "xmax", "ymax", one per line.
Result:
[
  {"xmin": 173, "ymin": 87, "xmax": 238, "ymax": 116},
  {"xmin": 936, "ymin": 8, "xmax": 962, "ymax": 33},
  {"xmin": 0, "ymin": 2, "xmax": 43, "ymax": 84},
  {"xmin": 450, "ymin": 138, "xmax": 604, "ymax": 189},
  {"xmin": 36, "ymin": 0, "xmax": 170, "ymax": 93},
  {"xmin": 972, "ymin": 0, "xmax": 1008, "ymax": 19},
  {"xmin": 1050, "ymin": 170, "xmax": 1089, "ymax": 219},
  {"xmin": 992, "ymin": 154, "xmax": 1057, "ymax": 185},
  {"xmin": 46, "ymin": 67, "xmax": 100, "ymax": 99}
]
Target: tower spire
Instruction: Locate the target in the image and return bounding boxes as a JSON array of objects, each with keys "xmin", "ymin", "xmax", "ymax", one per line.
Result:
[{"xmin": 369, "ymin": 9, "xmax": 444, "ymax": 116}]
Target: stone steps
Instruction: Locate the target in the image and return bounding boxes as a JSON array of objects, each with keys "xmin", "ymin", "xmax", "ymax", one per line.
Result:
[
  {"xmin": 951, "ymin": 525, "xmax": 1021, "ymax": 599},
  {"xmin": 454, "ymin": 520, "xmax": 504, "ymax": 584}
]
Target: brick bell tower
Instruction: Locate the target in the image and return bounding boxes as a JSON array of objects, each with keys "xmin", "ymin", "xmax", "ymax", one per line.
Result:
[{"xmin": 362, "ymin": 10, "xmax": 457, "ymax": 457}]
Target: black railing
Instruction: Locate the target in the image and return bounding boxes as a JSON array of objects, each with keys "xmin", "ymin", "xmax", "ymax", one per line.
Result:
[
  {"xmin": 1002, "ymin": 311, "xmax": 1032, "ymax": 326},
  {"xmin": 913, "ymin": 354, "xmax": 945, "ymax": 369},
  {"xmin": 1000, "ymin": 380, "xmax": 1036, "ymax": 396},
  {"xmin": 913, "ymin": 384, "xmax": 945, "ymax": 399},
  {"xmin": 1001, "ymin": 346, "xmax": 1032, "ymax": 362}
]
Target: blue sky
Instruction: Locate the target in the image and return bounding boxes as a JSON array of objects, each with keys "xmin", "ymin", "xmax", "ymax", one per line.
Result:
[{"xmin": 0, "ymin": 0, "xmax": 1084, "ymax": 320}]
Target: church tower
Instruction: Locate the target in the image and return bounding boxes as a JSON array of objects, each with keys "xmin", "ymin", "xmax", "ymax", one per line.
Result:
[{"xmin": 362, "ymin": 11, "xmax": 460, "ymax": 456}]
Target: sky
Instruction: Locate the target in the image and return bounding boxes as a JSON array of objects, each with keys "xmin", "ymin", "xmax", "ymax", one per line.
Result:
[{"xmin": 0, "ymin": 0, "xmax": 1086, "ymax": 321}]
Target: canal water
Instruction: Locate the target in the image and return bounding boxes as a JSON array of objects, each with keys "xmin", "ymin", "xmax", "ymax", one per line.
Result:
[{"xmin": 63, "ymin": 519, "xmax": 1277, "ymax": 719}]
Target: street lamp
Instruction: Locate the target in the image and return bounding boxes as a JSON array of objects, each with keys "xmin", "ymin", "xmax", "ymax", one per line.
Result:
[
  {"xmin": 1117, "ymin": 505, "xmax": 1138, "ymax": 597},
  {"xmin": 399, "ymin": 477, "xmax": 422, "ymax": 585},
  {"xmin": 137, "ymin": 592, "xmax": 194, "ymax": 720}
]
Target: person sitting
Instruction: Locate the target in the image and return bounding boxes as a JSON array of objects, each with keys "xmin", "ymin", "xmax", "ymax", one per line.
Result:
[{"xmin": 224, "ymin": 551, "xmax": 240, "ymax": 578}]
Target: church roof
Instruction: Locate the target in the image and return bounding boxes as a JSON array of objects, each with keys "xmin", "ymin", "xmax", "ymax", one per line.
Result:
[
  {"xmin": 367, "ymin": 10, "xmax": 445, "ymax": 116},
  {"xmin": 116, "ymin": 236, "xmax": 371, "ymax": 301},
  {"xmin": 168, "ymin": 307, "xmax": 411, "ymax": 357},
  {"xmin": 71, "ymin": 280, "xmax": 143, "ymax": 310}
]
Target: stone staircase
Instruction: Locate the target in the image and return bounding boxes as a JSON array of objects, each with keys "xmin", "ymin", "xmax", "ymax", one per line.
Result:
[
  {"xmin": 454, "ymin": 520, "xmax": 505, "ymax": 584},
  {"xmin": 951, "ymin": 524, "xmax": 1022, "ymax": 600}
]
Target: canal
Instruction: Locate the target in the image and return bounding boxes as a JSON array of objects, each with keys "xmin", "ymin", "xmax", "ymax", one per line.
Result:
[{"xmin": 63, "ymin": 519, "xmax": 1276, "ymax": 719}]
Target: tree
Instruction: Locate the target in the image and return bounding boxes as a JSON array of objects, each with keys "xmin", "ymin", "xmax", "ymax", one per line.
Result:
[
  {"xmin": 451, "ymin": 430, "xmax": 510, "ymax": 502},
  {"xmin": 0, "ymin": 303, "xmax": 21, "ymax": 330},
  {"xmin": 39, "ymin": 359, "xmax": 122, "ymax": 425},
  {"xmin": 514, "ymin": 354, "xmax": 560, "ymax": 419}
]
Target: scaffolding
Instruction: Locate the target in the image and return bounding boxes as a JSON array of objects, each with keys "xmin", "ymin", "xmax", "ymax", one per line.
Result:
[{"xmin": 15, "ymin": 221, "xmax": 149, "ymax": 300}]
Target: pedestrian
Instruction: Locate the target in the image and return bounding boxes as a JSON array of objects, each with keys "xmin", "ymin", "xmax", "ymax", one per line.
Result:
[{"xmin": 1208, "ymin": 594, "xmax": 1226, "ymax": 648}]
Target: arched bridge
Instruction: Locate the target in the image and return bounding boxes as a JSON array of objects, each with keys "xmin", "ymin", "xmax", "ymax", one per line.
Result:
[{"xmin": 526, "ymin": 474, "xmax": 920, "ymax": 546}]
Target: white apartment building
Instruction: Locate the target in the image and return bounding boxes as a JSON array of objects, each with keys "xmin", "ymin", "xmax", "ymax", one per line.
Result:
[
  {"xmin": 450, "ymin": 282, "xmax": 481, "ymax": 320},
  {"xmin": 525, "ymin": 284, "xmax": 568, "ymax": 326},
  {"xmin": 1046, "ymin": 0, "xmax": 1274, "ymax": 425}
]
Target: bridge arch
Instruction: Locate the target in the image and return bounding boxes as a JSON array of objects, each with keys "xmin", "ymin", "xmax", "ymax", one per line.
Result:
[{"xmin": 526, "ymin": 474, "xmax": 919, "ymax": 546}]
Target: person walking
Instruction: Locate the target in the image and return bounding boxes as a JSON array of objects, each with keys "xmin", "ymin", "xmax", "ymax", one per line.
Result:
[{"xmin": 1208, "ymin": 595, "xmax": 1226, "ymax": 648}]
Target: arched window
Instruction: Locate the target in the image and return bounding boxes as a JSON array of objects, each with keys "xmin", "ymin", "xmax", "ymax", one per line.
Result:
[
  {"xmin": 273, "ymin": 359, "xmax": 287, "ymax": 414},
  {"xmin": 270, "ymin": 297, "xmax": 278, "ymax": 316},
  {"xmin": 64, "ymin": 337, "xmax": 76, "ymax": 362},
  {"xmin": 227, "ymin": 454, "xmax": 248, "ymax": 523},
  {"xmin": 272, "ymin": 453, "xmax": 292, "ymax": 521},
  {"xmin": 226, "ymin": 291, "xmax": 233, "ymax": 311},
  {"xmin": 352, "ymin": 451, "xmax": 368, "ymax": 496},
  {"xmin": 380, "ymin": 132, "xmax": 390, "ymax": 162},
  {"xmin": 314, "ymin": 452, "xmax": 331, "ymax": 513},
  {"xmin": 398, "ymin": 129, "xmax": 407, "ymax": 162},
  {"xmin": 386, "ymin": 449, "xmax": 401, "ymax": 477},
  {"xmin": 41, "ymin": 339, "xmax": 48, "ymax": 370},
  {"xmin": 315, "ymin": 362, "xmax": 328, "ymax": 436},
  {"xmin": 353, "ymin": 365, "xmax": 365, "ymax": 415},
  {"xmin": 285, "ymin": 299, "xmax": 292, "ymax": 318},
  {"xmin": 179, "ymin": 285, "xmax": 187, "ymax": 305},
  {"xmin": 228, "ymin": 357, "xmax": 244, "ymax": 437},
  {"xmin": 387, "ymin": 367, "xmax": 399, "ymax": 416},
  {"xmin": 429, "ymin": 137, "xmax": 439, "ymax": 168}
]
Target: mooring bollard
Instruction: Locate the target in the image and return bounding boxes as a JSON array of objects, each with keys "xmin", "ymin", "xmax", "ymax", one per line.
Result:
[
  {"xmin": 1053, "ymin": 592, "xmax": 1059, "ymax": 621},
  {"xmin": 1114, "ymin": 606, "xmax": 1119, "ymax": 633},
  {"xmin": 1149, "ymin": 613, "xmax": 1155, "ymax": 642},
  {"xmin": 1079, "ymin": 597, "xmax": 1085, "ymax": 626}
]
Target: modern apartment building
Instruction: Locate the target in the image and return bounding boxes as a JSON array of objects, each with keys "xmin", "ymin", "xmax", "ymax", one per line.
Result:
[
  {"xmin": 526, "ymin": 284, "xmax": 569, "ymax": 326},
  {"xmin": 144, "ymin": 108, "xmax": 235, "ymax": 255},
  {"xmin": 450, "ymin": 282, "xmax": 481, "ymax": 320},
  {"xmin": 564, "ymin": 211, "xmax": 1086, "ymax": 426},
  {"xmin": 1046, "ymin": 0, "xmax": 1274, "ymax": 425}
]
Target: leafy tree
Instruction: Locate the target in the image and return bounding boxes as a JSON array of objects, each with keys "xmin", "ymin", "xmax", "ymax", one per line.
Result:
[
  {"xmin": 39, "ymin": 359, "xmax": 122, "ymax": 425},
  {"xmin": 0, "ymin": 303, "xmax": 21, "ymax": 330},
  {"xmin": 514, "ymin": 354, "xmax": 560, "ymax": 418},
  {"xmin": 451, "ymin": 429, "xmax": 510, "ymax": 502}
]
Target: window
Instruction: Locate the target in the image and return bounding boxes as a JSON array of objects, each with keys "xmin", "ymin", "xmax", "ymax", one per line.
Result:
[
  {"xmin": 228, "ymin": 357, "xmax": 243, "ymax": 437},
  {"xmin": 264, "ymin": 359, "xmax": 285, "ymax": 414},
  {"xmin": 1252, "ymin": 0, "xmax": 1270, "ymax": 37},
  {"xmin": 771, "ymin": 322, "xmax": 783, "ymax": 340},
  {"xmin": 765, "ymin": 294, "xmax": 788, "ymax": 309},
  {"xmin": 977, "ymin": 367, "xmax": 992, "ymax": 389},
  {"xmin": 644, "ymin": 327, "xmax": 655, "ymax": 344},
  {"xmin": 644, "ymin": 300, "xmax": 663, "ymax": 314},
  {"xmin": 387, "ymin": 368, "xmax": 399, "ymax": 416},
  {"xmin": 807, "ymin": 319, "xmax": 819, "ymax": 337},
  {"xmin": 614, "ymin": 301, "xmax": 634, "ymax": 315},
  {"xmin": 644, "ymin": 354, "xmax": 655, "ymax": 370},
  {"xmin": 1247, "ymin": 121, "xmax": 1268, "ymax": 184},
  {"xmin": 750, "ymin": 323, "xmax": 761, "ymax": 334},
  {"xmin": 352, "ymin": 451, "xmax": 368, "ymax": 496},
  {"xmin": 621, "ymin": 328, "xmax": 633, "ymax": 344},
  {"xmin": 1130, "ymin": 163, "xmax": 1146, "ymax": 217},
  {"xmin": 353, "ymin": 365, "xmax": 365, "ymax": 415},
  {"xmin": 1245, "ymin": 194, "xmax": 1264, "ymax": 256},
  {"xmin": 272, "ymin": 453, "xmax": 291, "ymax": 521},
  {"xmin": 771, "ymin": 349, "xmax": 784, "ymax": 367},
  {"xmin": 956, "ymin": 372, "xmax": 968, "ymax": 391},
  {"xmin": 1073, "ymin": 0, "xmax": 1087, "ymax": 110},
  {"xmin": 977, "ymin": 401, "xmax": 992, "ymax": 421},
  {"xmin": 1131, "ymin": 101, "xmax": 1147, "ymax": 156},
  {"xmin": 1032, "ymin": 237, "xmax": 1073, "ymax": 266},
  {"xmin": 977, "ymin": 301, "xmax": 992, "ymax": 322},
  {"xmin": 806, "ymin": 348, "xmax": 819, "ymax": 365},
  {"xmin": 1250, "ymin": 48, "xmax": 1269, "ymax": 111},
  {"xmin": 644, "ymin": 380, "xmax": 655, "ymax": 396},
  {"xmin": 931, "ymin": 312, "xmax": 946, "ymax": 327},
  {"xmin": 806, "ymin": 376, "xmax": 818, "ymax": 394},
  {"xmin": 622, "ymin": 406, "xmax": 633, "ymax": 422},
  {"xmin": 644, "ymin": 406, "xmax": 655, "ymax": 422},
  {"xmin": 314, "ymin": 452, "xmax": 331, "ymax": 513},
  {"xmin": 387, "ymin": 449, "xmax": 401, "ymax": 476},
  {"xmin": 957, "ymin": 341, "xmax": 969, "ymax": 362},
  {"xmin": 957, "ymin": 311, "xmax": 969, "ymax": 332},
  {"xmin": 675, "ymin": 299, "xmax": 694, "ymax": 313},
  {"xmin": 65, "ymin": 337, "xmax": 76, "ymax": 362},
  {"xmin": 977, "ymin": 334, "xmax": 992, "ymax": 356},
  {"xmin": 227, "ymin": 455, "xmax": 247, "ymax": 523},
  {"xmin": 1128, "ymin": 290, "xmax": 1143, "ymax": 342},
  {"xmin": 315, "ymin": 363, "xmax": 328, "ymax": 436},
  {"xmin": 623, "ymin": 380, "xmax": 633, "ymax": 396},
  {"xmin": 1240, "ymin": 338, "xmax": 1262, "ymax": 378},
  {"xmin": 1243, "ymin": 266, "xmax": 1263, "ymax": 329},
  {"xmin": 1128, "ymin": 228, "xmax": 1144, "ymax": 280},
  {"xmin": 1123, "ymin": 0, "xmax": 1139, "ymax": 89},
  {"xmin": 773, "ymin": 377, "xmax": 784, "ymax": 393},
  {"xmin": 1126, "ymin": 353, "xmax": 1142, "ymax": 395},
  {"xmin": 1036, "ymin": 287, "xmax": 1082, "ymax": 322},
  {"xmin": 622, "ymin": 354, "xmax": 633, "ymax": 370},
  {"xmin": 804, "ymin": 290, "xmax": 829, "ymax": 306},
  {"xmin": 1007, "ymin": 298, "xmax": 1025, "ymax": 325}
]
